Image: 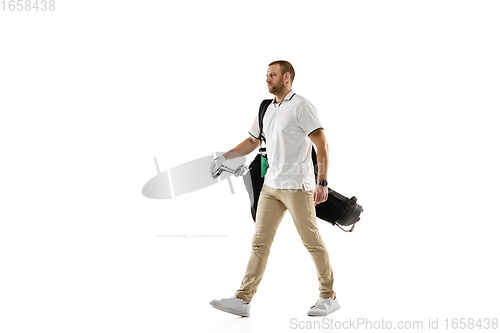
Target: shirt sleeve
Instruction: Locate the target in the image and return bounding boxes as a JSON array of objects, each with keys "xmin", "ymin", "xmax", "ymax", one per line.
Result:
[
  {"xmin": 249, "ymin": 114, "xmax": 261, "ymax": 140},
  {"xmin": 297, "ymin": 103, "xmax": 323, "ymax": 136}
]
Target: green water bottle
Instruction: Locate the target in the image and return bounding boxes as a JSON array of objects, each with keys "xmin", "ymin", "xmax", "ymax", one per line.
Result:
[{"xmin": 260, "ymin": 147, "xmax": 268, "ymax": 178}]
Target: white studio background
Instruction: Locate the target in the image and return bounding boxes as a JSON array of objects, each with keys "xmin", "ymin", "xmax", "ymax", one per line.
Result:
[{"xmin": 1, "ymin": 1, "xmax": 499, "ymax": 333}]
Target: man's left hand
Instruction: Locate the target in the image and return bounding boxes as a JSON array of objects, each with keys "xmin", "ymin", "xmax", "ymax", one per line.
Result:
[{"xmin": 313, "ymin": 184, "xmax": 328, "ymax": 206}]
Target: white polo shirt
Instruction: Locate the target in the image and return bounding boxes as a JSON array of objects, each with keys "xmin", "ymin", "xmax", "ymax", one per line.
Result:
[{"xmin": 249, "ymin": 90, "xmax": 323, "ymax": 191}]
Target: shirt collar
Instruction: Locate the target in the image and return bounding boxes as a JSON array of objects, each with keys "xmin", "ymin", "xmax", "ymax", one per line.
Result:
[{"xmin": 273, "ymin": 90, "xmax": 296, "ymax": 106}]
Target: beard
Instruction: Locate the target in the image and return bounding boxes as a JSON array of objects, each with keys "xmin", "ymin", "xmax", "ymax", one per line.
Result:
[{"xmin": 268, "ymin": 78, "xmax": 285, "ymax": 95}]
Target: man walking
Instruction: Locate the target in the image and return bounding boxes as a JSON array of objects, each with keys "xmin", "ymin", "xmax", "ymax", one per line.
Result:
[{"xmin": 210, "ymin": 60, "xmax": 339, "ymax": 317}]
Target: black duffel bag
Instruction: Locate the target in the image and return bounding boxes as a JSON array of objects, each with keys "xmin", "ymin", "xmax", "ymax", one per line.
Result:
[{"xmin": 310, "ymin": 148, "xmax": 363, "ymax": 231}]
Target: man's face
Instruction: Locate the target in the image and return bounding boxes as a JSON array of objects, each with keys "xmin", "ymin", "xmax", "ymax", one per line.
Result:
[{"xmin": 266, "ymin": 64, "xmax": 286, "ymax": 95}]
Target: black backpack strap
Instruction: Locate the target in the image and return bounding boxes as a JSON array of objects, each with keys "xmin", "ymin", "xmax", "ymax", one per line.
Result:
[{"xmin": 258, "ymin": 99, "xmax": 273, "ymax": 143}]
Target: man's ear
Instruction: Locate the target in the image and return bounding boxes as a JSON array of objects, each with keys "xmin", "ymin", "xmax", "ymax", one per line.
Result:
[{"xmin": 284, "ymin": 72, "xmax": 290, "ymax": 84}]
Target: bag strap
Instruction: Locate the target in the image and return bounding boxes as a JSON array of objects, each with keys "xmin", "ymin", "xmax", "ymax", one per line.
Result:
[{"xmin": 258, "ymin": 99, "xmax": 273, "ymax": 143}]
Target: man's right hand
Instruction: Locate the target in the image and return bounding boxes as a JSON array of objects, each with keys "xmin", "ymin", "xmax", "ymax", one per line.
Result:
[{"xmin": 210, "ymin": 155, "xmax": 226, "ymax": 178}]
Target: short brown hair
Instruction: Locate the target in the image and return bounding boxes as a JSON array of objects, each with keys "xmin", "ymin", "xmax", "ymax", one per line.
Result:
[{"xmin": 269, "ymin": 60, "xmax": 295, "ymax": 84}]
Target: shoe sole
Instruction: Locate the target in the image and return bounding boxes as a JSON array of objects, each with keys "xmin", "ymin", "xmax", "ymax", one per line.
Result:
[
  {"xmin": 307, "ymin": 304, "xmax": 341, "ymax": 317},
  {"xmin": 210, "ymin": 301, "xmax": 249, "ymax": 317}
]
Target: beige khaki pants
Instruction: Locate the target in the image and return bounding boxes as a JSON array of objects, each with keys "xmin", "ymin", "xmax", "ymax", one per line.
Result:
[{"xmin": 235, "ymin": 184, "xmax": 335, "ymax": 303}]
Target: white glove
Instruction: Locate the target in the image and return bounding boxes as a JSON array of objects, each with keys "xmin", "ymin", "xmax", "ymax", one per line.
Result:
[{"xmin": 210, "ymin": 155, "xmax": 226, "ymax": 178}]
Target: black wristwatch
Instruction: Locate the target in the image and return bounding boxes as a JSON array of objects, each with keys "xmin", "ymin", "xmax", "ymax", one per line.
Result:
[{"xmin": 316, "ymin": 180, "xmax": 328, "ymax": 187}]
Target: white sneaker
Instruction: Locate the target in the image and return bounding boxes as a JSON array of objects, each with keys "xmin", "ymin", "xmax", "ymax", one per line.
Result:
[
  {"xmin": 307, "ymin": 297, "xmax": 341, "ymax": 316},
  {"xmin": 210, "ymin": 296, "xmax": 250, "ymax": 317}
]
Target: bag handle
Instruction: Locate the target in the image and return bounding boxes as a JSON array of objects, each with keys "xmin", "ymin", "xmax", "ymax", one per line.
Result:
[
  {"xmin": 258, "ymin": 99, "xmax": 273, "ymax": 143},
  {"xmin": 335, "ymin": 223, "xmax": 356, "ymax": 232}
]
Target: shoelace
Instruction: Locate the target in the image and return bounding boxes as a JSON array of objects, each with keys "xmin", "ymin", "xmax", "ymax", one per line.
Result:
[
  {"xmin": 221, "ymin": 296, "xmax": 248, "ymax": 304},
  {"xmin": 311, "ymin": 297, "xmax": 336, "ymax": 309},
  {"xmin": 311, "ymin": 298, "xmax": 326, "ymax": 309}
]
